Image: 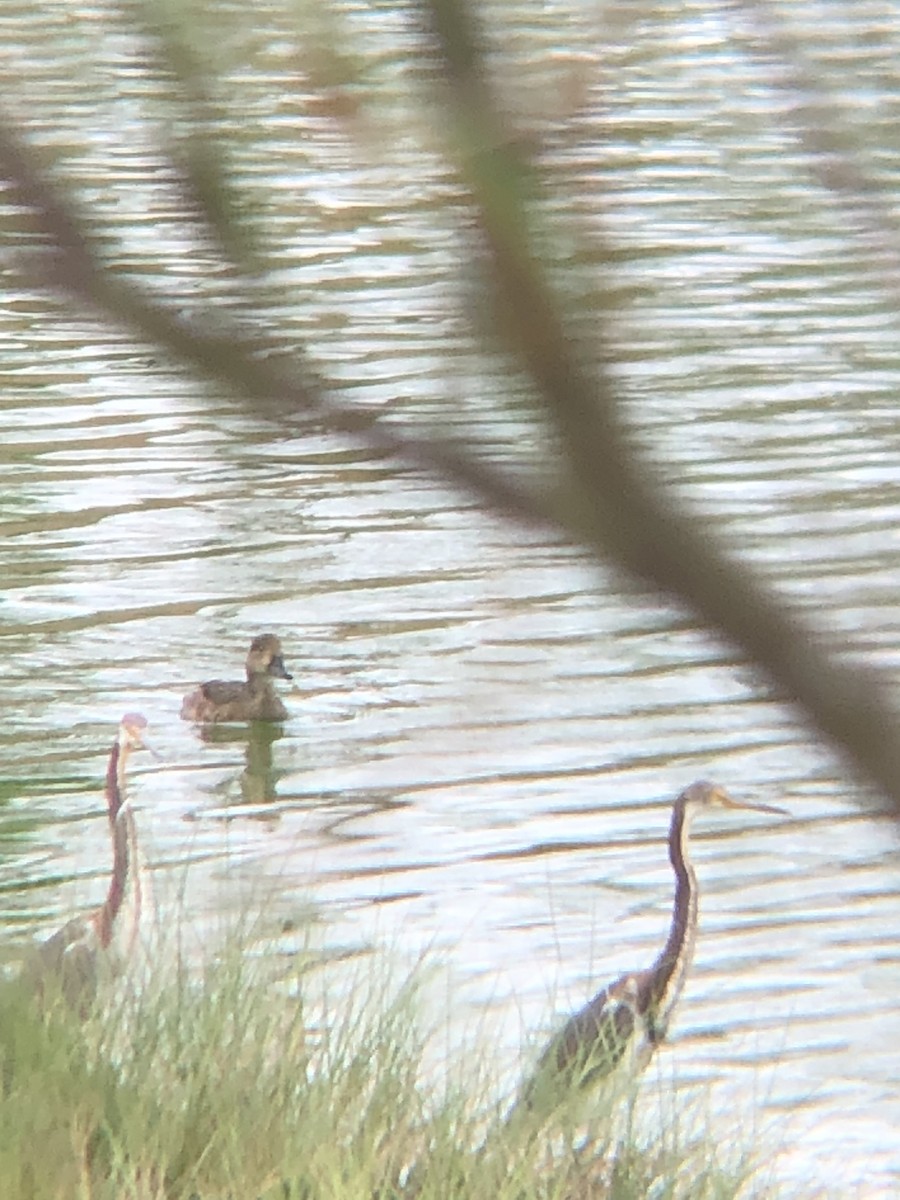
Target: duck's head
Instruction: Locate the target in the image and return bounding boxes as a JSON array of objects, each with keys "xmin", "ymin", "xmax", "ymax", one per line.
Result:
[{"xmin": 246, "ymin": 633, "xmax": 293, "ymax": 681}]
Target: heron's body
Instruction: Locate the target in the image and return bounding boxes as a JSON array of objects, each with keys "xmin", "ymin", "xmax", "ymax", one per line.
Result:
[
  {"xmin": 180, "ymin": 633, "xmax": 293, "ymax": 723},
  {"xmin": 514, "ymin": 781, "xmax": 786, "ymax": 1119}
]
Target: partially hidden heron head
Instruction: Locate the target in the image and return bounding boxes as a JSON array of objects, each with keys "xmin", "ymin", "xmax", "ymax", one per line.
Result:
[{"xmin": 118, "ymin": 712, "xmax": 160, "ymax": 762}]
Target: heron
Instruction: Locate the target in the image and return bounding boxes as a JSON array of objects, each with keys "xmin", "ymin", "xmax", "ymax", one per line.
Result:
[
  {"xmin": 25, "ymin": 712, "xmax": 153, "ymax": 1008},
  {"xmin": 512, "ymin": 781, "xmax": 787, "ymax": 1121}
]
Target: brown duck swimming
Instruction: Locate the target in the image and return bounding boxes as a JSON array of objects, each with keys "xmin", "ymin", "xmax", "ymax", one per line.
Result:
[{"xmin": 180, "ymin": 634, "xmax": 293, "ymax": 723}]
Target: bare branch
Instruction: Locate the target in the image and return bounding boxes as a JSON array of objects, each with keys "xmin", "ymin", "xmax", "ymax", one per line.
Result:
[
  {"xmin": 422, "ymin": 0, "xmax": 900, "ymax": 814},
  {"xmin": 0, "ymin": 116, "xmax": 562, "ymax": 531}
]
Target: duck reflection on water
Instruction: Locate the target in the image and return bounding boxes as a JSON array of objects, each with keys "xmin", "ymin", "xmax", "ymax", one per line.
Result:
[{"xmin": 180, "ymin": 634, "xmax": 293, "ymax": 724}]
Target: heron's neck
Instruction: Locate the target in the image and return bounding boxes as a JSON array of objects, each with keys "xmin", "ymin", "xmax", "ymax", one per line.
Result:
[
  {"xmin": 95, "ymin": 814, "xmax": 130, "ymax": 948},
  {"xmin": 105, "ymin": 741, "xmax": 122, "ymax": 821},
  {"xmin": 96, "ymin": 741, "xmax": 131, "ymax": 947},
  {"xmin": 648, "ymin": 800, "xmax": 698, "ymax": 1021}
]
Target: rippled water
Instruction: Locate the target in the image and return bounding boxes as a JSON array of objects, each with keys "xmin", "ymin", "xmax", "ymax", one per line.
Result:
[{"xmin": 2, "ymin": 3, "xmax": 900, "ymax": 1195}]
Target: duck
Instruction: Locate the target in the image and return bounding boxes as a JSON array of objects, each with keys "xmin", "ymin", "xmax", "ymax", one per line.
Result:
[
  {"xmin": 180, "ymin": 633, "xmax": 293, "ymax": 723},
  {"xmin": 26, "ymin": 713, "xmax": 152, "ymax": 1008}
]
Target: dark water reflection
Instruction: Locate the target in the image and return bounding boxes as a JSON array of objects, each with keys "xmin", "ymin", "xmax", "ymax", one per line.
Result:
[{"xmin": 2, "ymin": 2, "xmax": 900, "ymax": 1195}]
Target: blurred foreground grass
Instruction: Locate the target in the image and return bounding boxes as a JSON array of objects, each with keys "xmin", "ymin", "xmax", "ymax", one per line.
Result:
[{"xmin": 0, "ymin": 918, "xmax": 769, "ymax": 1200}]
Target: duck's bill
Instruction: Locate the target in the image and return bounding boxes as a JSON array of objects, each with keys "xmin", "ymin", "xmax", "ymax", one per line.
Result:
[{"xmin": 269, "ymin": 655, "xmax": 293, "ymax": 680}]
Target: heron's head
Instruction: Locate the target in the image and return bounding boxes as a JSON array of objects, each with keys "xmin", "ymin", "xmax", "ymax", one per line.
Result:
[
  {"xmin": 246, "ymin": 633, "xmax": 293, "ymax": 681},
  {"xmin": 680, "ymin": 779, "xmax": 787, "ymax": 819},
  {"xmin": 119, "ymin": 712, "xmax": 151, "ymax": 754},
  {"xmin": 106, "ymin": 713, "xmax": 155, "ymax": 823}
]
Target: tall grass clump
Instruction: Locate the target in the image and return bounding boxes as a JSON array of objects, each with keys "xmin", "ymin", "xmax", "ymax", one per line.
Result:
[{"xmin": 0, "ymin": 924, "xmax": 771, "ymax": 1200}]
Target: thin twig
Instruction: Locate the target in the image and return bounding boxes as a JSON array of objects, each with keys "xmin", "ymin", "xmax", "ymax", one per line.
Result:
[{"xmin": 423, "ymin": 0, "xmax": 900, "ymax": 814}]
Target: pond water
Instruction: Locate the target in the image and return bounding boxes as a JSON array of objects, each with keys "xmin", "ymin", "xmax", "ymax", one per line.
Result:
[{"xmin": 1, "ymin": 3, "xmax": 899, "ymax": 1195}]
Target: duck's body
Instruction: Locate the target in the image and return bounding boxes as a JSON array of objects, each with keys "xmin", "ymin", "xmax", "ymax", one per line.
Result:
[
  {"xmin": 180, "ymin": 634, "xmax": 293, "ymax": 723},
  {"xmin": 181, "ymin": 677, "xmax": 289, "ymax": 723},
  {"xmin": 26, "ymin": 713, "xmax": 151, "ymax": 1008}
]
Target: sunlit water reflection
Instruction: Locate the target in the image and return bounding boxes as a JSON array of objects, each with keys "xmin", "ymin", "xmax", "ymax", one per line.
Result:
[{"xmin": 1, "ymin": 2, "xmax": 900, "ymax": 1195}]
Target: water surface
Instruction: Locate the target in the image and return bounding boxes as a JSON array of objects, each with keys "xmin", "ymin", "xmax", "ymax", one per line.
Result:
[{"xmin": 1, "ymin": 3, "xmax": 899, "ymax": 1195}]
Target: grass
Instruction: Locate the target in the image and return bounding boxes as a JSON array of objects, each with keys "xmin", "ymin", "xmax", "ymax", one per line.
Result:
[{"xmin": 0, "ymin": 924, "xmax": 771, "ymax": 1200}]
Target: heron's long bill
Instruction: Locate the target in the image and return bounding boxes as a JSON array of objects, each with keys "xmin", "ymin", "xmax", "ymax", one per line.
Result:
[
  {"xmin": 724, "ymin": 797, "xmax": 788, "ymax": 816},
  {"xmin": 139, "ymin": 737, "xmax": 162, "ymax": 761}
]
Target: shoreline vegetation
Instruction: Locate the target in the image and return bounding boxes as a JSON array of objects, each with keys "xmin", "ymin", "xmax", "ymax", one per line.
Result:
[{"xmin": 0, "ymin": 920, "xmax": 769, "ymax": 1200}]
